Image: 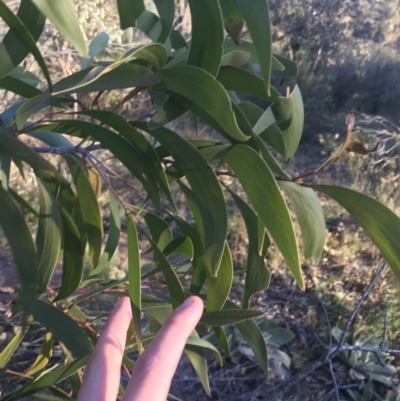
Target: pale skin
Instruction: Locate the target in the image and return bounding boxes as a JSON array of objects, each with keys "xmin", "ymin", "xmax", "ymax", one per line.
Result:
[{"xmin": 77, "ymin": 296, "xmax": 204, "ymax": 401}]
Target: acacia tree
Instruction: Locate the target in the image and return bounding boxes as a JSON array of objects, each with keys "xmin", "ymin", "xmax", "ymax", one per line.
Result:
[{"xmin": 0, "ymin": 0, "xmax": 399, "ymax": 399}]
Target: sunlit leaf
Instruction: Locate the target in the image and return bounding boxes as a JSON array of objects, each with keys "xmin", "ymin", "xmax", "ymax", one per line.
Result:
[
  {"xmin": 24, "ymin": 332, "xmax": 54, "ymax": 376},
  {"xmin": 271, "ymin": 85, "xmax": 304, "ymax": 162},
  {"xmin": 279, "ymin": 181, "xmax": 325, "ymax": 264},
  {"xmin": 0, "ymin": 325, "xmax": 30, "ymax": 369},
  {"xmin": 312, "ymin": 185, "xmax": 400, "ymax": 282},
  {"xmin": 30, "ymin": 0, "xmax": 87, "ymax": 56},
  {"xmin": 5, "ymin": 354, "xmax": 90, "ymax": 400},
  {"xmin": 220, "ymin": 51, "xmax": 251, "ymax": 67},
  {"xmin": 225, "ymin": 145, "xmax": 303, "ymax": 289}
]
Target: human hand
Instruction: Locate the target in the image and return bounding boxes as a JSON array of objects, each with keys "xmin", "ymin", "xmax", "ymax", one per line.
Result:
[{"xmin": 77, "ymin": 296, "xmax": 204, "ymax": 401}]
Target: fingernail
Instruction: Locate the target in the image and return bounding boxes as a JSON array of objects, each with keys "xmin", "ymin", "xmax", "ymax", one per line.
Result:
[
  {"xmin": 181, "ymin": 296, "xmax": 195, "ymax": 308},
  {"xmin": 114, "ymin": 297, "xmax": 124, "ymax": 309}
]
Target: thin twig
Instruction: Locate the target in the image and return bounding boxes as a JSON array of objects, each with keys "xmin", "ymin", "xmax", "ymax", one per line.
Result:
[
  {"xmin": 272, "ymin": 260, "xmax": 394, "ymax": 399},
  {"xmin": 338, "ymin": 261, "xmax": 387, "ymax": 347},
  {"xmin": 33, "ymin": 143, "xmax": 103, "ymax": 156},
  {"xmin": 329, "ymin": 360, "xmax": 340, "ymax": 401},
  {"xmin": 380, "ymin": 302, "xmax": 389, "ymax": 349},
  {"xmin": 315, "ymin": 294, "xmax": 333, "ymax": 348}
]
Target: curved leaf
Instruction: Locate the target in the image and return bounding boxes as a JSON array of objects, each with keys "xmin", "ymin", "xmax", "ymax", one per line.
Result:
[
  {"xmin": 223, "ymin": 38, "xmax": 284, "ymax": 72},
  {"xmin": 272, "ymin": 54, "xmax": 298, "ymax": 77},
  {"xmin": 219, "ymin": 0, "xmax": 244, "ymax": 44},
  {"xmin": 0, "ymin": 187, "xmax": 39, "ymax": 308},
  {"xmin": 81, "ymin": 32, "xmax": 109, "ymax": 69},
  {"xmin": 117, "ymin": 0, "xmax": 145, "ymax": 29},
  {"xmin": 0, "ymin": 325, "xmax": 30, "ymax": 369},
  {"xmin": 0, "ymin": 0, "xmax": 50, "ymax": 87},
  {"xmin": 0, "ymin": 0, "xmax": 45, "ymax": 80},
  {"xmin": 53, "ymin": 63, "xmax": 160, "ymax": 95},
  {"xmin": 24, "ymin": 332, "xmax": 54, "ymax": 376},
  {"xmin": 186, "ymin": 336, "xmax": 223, "ymax": 366},
  {"xmin": 167, "ymin": 213, "xmax": 207, "ymax": 294},
  {"xmin": 271, "ymin": 85, "xmax": 304, "ymax": 162},
  {"xmin": 151, "ymin": 127, "xmax": 227, "ymax": 276},
  {"xmin": 148, "ymin": 236, "xmax": 186, "ymax": 310},
  {"xmin": 153, "ymin": 0, "xmax": 174, "ymax": 44},
  {"xmin": 217, "ymin": 66, "xmax": 279, "ymax": 101},
  {"xmin": 226, "ymin": 187, "xmax": 271, "ymax": 309},
  {"xmin": 157, "ymin": 66, "xmax": 250, "ymax": 142},
  {"xmin": 65, "ymin": 155, "xmax": 103, "ymax": 269},
  {"xmin": 33, "ymin": 300, "xmax": 93, "ymax": 359},
  {"xmin": 312, "ymin": 185, "xmax": 400, "ymax": 282},
  {"xmin": 236, "ymin": 0, "xmax": 272, "ymax": 96},
  {"xmin": 253, "ymin": 106, "xmax": 285, "ymax": 156},
  {"xmin": 206, "ymin": 243, "xmax": 233, "ymax": 312},
  {"xmin": 187, "ymin": 0, "xmax": 224, "ymax": 76},
  {"xmin": 221, "ymin": 51, "xmax": 251, "ymax": 67},
  {"xmin": 119, "ymin": 43, "xmax": 169, "ymax": 72},
  {"xmin": 89, "ymin": 191, "xmax": 121, "ymax": 278},
  {"xmin": 127, "ymin": 215, "xmax": 143, "ymax": 351},
  {"xmin": 36, "ymin": 177, "xmax": 62, "ymax": 295},
  {"xmin": 163, "ymin": 236, "xmax": 194, "ymax": 260},
  {"xmin": 279, "ymin": 182, "xmax": 325, "ymax": 264},
  {"xmin": 30, "ymin": 0, "xmax": 87, "ymax": 57},
  {"xmin": 129, "ymin": 205, "xmax": 172, "ymax": 251},
  {"xmin": 54, "ymin": 208, "xmax": 84, "ymax": 301},
  {"xmin": 4, "ymin": 354, "xmax": 90, "ymax": 400},
  {"xmin": 225, "ymin": 145, "xmax": 303, "ymax": 289}
]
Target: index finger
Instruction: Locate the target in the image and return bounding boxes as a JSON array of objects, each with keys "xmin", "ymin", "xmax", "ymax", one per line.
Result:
[
  {"xmin": 77, "ymin": 297, "xmax": 132, "ymax": 401},
  {"xmin": 123, "ymin": 296, "xmax": 204, "ymax": 401}
]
